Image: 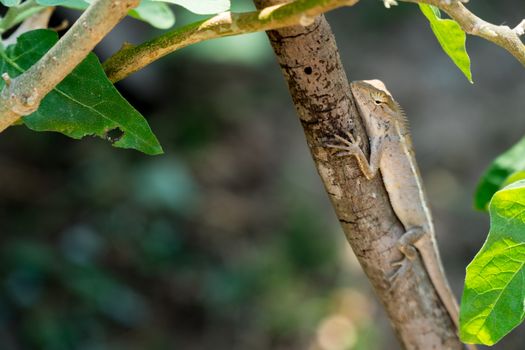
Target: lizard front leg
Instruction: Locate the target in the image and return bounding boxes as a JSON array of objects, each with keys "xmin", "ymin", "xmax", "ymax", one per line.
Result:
[{"xmin": 326, "ymin": 132, "xmax": 383, "ymax": 180}]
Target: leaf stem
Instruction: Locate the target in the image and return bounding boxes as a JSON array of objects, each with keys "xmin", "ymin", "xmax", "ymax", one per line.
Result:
[
  {"xmin": 0, "ymin": 0, "xmax": 44, "ymax": 34},
  {"xmin": 104, "ymin": 0, "xmax": 525, "ymax": 83}
]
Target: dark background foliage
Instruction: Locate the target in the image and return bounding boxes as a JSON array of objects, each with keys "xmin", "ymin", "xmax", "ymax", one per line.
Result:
[{"xmin": 0, "ymin": 1, "xmax": 524, "ymax": 349}]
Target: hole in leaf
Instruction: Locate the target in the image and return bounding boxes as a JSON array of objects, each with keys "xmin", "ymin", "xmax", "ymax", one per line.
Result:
[
  {"xmin": 304, "ymin": 67, "xmax": 313, "ymax": 75},
  {"xmin": 106, "ymin": 128, "xmax": 124, "ymax": 144}
]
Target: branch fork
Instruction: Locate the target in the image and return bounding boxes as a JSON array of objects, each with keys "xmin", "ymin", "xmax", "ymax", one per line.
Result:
[
  {"xmin": 1, "ymin": 0, "xmax": 524, "ymax": 134},
  {"xmin": 395, "ymin": 0, "xmax": 525, "ymax": 67},
  {"xmin": 103, "ymin": 0, "xmax": 361, "ymax": 83}
]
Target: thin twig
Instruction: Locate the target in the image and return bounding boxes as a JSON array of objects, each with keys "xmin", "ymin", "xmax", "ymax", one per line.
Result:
[
  {"xmin": 103, "ymin": 0, "xmax": 360, "ymax": 83},
  {"xmin": 4, "ymin": 7, "xmax": 55, "ymax": 46},
  {"xmin": 0, "ymin": 0, "xmax": 44, "ymax": 34},
  {"xmin": 400, "ymin": 0, "xmax": 525, "ymax": 67},
  {"xmin": 0, "ymin": 0, "xmax": 141, "ymax": 133},
  {"xmin": 105, "ymin": 0, "xmax": 525, "ymax": 83}
]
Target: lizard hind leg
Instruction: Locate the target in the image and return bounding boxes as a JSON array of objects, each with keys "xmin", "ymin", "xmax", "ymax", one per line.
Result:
[
  {"xmin": 388, "ymin": 245, "xmax": 418, "ymax": 285},
  {"xmin": 388, "ymin": 227, "xmax": 425, "ymax": 288}
]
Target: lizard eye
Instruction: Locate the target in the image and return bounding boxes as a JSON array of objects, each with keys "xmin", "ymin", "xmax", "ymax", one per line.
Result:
[{"xmin": 374, "ymin": 99, "xmax": 382, "ymax": 105}]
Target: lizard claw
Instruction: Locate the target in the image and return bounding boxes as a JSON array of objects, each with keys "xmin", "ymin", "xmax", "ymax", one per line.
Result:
[
  {"xmin": 333, "ymin": 150, "xmax": 354, "ymax": 157},
  {"xmin": 326, "ymin": 132, "xmax": 362, "ymax": 156},
  {"xmin": 334, "ymin": 134, "xmax": 352, "ymax": 146},
  {"xmin": 387, "ymin": 257, "xmax": 412, "ymax": 292},
  {"xmin": 326, "ymin": 143, "xmax": 361, "ymax": 156},
  {"xmin": 344, "ymin": 131, "xmax": 361, "ymax": 146},
  {"xmin": 334, "ymin": 132, "xmax": 360, "ymax": 147}
]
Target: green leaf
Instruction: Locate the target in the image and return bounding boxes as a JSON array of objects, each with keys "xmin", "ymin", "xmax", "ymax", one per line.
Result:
[
  {"xmin": 502, "ymin": 171, "xmax": 525, "ymax": 187},
  {"xmin": 1, "ymin": 0, "xmax": 21, "ymax": 6},
  {"xmin": 36, "ymin": 0, "xmax": 89, "ymax": 9},
  {"xmin": 0, "ymin": 30, "xmax": 162, "ymax": 155},
  {"xmin": 474, "ymin": 137, "xmax": 525, "ymax": 210},
  {"xmin": 460, "ymin": 180, "xmax": 525, "ymax": 345},
  {"xmin": 129, "ymin": 1, "xmax": 175, "ymax": 29},
  {"xmin": 156, "ymin": 0, "xmax": 230, "ymax": 15},
  {"xmin": 419, "ymin": 4, "xmax": 473, "ymax": 83},
  {"xmin": 0, "ymin": 2, "xmax": 45, "ymax": 34},
  {"xmin": 37, "ymin": 0, "xmax": 176, "ymax": 28}
]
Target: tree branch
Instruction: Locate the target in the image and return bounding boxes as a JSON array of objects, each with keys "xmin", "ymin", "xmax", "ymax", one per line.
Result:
[
  {"xmin": 400, "ymin": 0, "xmax": 525, "ymax": 67},
  {"xmin": 103, "ymin": 0, "xmax": 359, "ymax": 83},
  {"xmin": 0, "ymin": 0, "xmax": 141, "ymax": 133},
  {"xmin": 105, "ymin": 0, "xmax": 525, "ymax": 84},
  {"xmin": 252, "ymin": 0, "xmax": 464, "ymax": 348}
]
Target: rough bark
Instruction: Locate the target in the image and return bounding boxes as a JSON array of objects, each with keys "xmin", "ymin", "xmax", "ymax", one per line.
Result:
[{"xmin": 253, "ymin": 1, "xmax": 463, "ymax": 349}]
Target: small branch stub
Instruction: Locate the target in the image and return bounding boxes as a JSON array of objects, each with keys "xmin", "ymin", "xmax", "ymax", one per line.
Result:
[
  {"xmin": 12, "ymin": 93, "xmax": 39, "ymax": 116},
  {"xmin": 514, "ymin": 19, "xmax": 525, "ymax": 36},
  {"xmin": 383, "ymin": 0, "xmax": 398, "ymax": 9},
  {"xmin": 2, "ymin": 73, "xmax": 11, "ymax": 87}
]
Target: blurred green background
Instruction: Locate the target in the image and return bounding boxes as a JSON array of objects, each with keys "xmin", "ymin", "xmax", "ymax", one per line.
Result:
[{"xmin": 0, "ymin": 1, "xmax": 524, "ymax": 349}]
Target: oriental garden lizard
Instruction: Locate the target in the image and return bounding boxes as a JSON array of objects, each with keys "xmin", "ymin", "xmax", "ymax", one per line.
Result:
[{"xmin": 328, "ymin": 80, "xmax": 475, "ymax": 350}]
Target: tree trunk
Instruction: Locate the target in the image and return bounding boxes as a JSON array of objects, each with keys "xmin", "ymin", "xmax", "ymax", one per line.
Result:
[{"xmin": 253, "ymin": 1, "xmax": 463, "ymax": 349}]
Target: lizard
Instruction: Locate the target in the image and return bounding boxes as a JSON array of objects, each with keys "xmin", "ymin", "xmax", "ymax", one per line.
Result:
[{"xmin": 327, "ymin": 79, "xmax": 475, "ymax": 349}]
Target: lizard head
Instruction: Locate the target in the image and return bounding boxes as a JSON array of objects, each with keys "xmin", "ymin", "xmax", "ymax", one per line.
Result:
[{"xmin": 350, "ymin": 80, "xmax": 404, "ymax": 128}]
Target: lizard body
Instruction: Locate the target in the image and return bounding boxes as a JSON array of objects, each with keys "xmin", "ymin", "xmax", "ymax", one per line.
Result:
[{"xmin": 329, "ymin": 80, "xmax": 471, "ymax": 347}]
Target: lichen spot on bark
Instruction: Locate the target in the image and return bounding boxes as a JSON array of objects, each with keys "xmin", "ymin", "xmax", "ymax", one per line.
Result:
[{"xmin": 318, "ymin": 163, "xmax": 342, "ymax": 199}]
